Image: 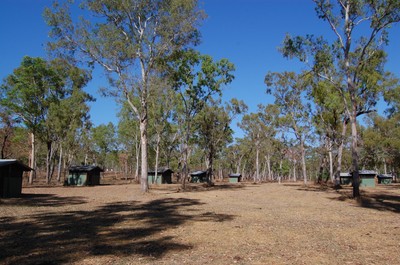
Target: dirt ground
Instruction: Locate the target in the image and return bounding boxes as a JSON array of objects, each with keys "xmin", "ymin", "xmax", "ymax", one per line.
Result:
[{"xmin": 1, "ymin": 180, "xmax": 400, "ymax": 265}]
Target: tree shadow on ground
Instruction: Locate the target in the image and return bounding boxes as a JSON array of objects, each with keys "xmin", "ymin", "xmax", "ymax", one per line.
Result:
[
  {"xmin": 312, "ymin": 185, "xmax": 400, "ymax": 214},
  {"xmin": 0, "ymin": 193, "xmax": 87, "ymax": 207},
  {"xmin": 357, "ymin": 192, "xmax": 400, "ymax": 213},
  {"xmin": 150, "ymin": 183, "xmax": 248, "ymax": 194},
  {"xmin": 183, "ymin": 183, "xmax": 247, "ymax": 193},
  {"xmin": 0, "ymin": 197, "xmax": 235, "ymax": 264}
]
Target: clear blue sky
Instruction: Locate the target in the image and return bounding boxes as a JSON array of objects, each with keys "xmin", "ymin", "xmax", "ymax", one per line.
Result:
[{"xmin": 1, "ymin": 0, "xmax": 399, "ymax": 138}]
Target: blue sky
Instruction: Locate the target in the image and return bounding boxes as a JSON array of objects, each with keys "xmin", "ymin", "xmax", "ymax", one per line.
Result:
[{"xmin": 1, "ymin": 0, "xmax": 399, "ymax": 138}]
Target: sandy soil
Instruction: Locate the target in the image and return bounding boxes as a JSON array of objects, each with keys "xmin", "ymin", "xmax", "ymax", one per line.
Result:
[{"xmin": 1, "ymin": 181, "xmax": 399, "ymax": 265}]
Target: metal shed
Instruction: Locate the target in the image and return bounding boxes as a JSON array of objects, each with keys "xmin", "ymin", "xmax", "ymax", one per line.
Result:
[
  {"xmin": 148, "ymin": 168, "xmax": 173, "ymax": 185},
  {"xmin": 228, "ymin": 173, "xmax": 242, "ymax": 183},
  {"xmin": 378, "ymin": 174, "xmax": 393, "ymax": 185},
  {"xmin": 67, "ymin": 165, "xmax": 103, "ymax": 186},
  {"xmin": 340, "ymin": 172, "xmax": 352, "ymax": 185},
  {"xmin": 0, "ymin": 159, "xmax": 32, "ymax": 198},
  {"xmin": 358, "ymin": 170, "xmax": 378, "ymax": 187},
  {"xmin": 190, "ymin": 170, "xmax": 208, "ymax": 183}
]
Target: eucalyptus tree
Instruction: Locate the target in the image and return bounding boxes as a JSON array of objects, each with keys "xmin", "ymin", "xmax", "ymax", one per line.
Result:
[
  {"xmin": 280, "ymin": 0, "xmax": 400, "ymax": 197},
  {"xmin": 1, "ymin": 56, "xmax": 91, "ymax": 184},
  {"xmin": 148, "ymin": 81, "xmax": 177, "ymax": 183},
  {"xmin": 118, "ymin": 102, "xmax": 141, "ymax": 180},
  {"xmin": 258, "ymin": 104, "xmax": 279, "ymax": 181},
  {"xmin": 239, "ymin": 112, "xmax": 267, "ymax": 182},
  {"xmin": 45, "ymin": 0, "xmax": 204, "ymax": 192},
  {"xmin": 91, "ymin": 122, "xmax": 118, "ymax": 168},
  {"xmin": 196, "ymin": 98, "xmax": 247, "ymax": 183},
  {"xmin": 0, "ymin": 109, "xmax": 20, "ymax": 159},
  {"xmin": 311, "ymin": 80, "xmax": 344, "ymax": 184},
  {"xmin": 265, "ymin": 72, "xmax": 313, "ymax": 184},
  {"xmin": 165, "ymin": 50, "xmax": 235, "ymax": 187},
  {"xmin": 361, "ymin": 114, "xmax": 400, "ymax": 174}
]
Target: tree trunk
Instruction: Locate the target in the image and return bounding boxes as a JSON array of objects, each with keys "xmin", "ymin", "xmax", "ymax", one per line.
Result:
[
  {"xmin": 350, "ymin": 113, "xmax": 360, "ymax": 198},
  {"xmin": 334, "ymin": 119, "xmax": 347, "ymax": 187},
  {"xmin": 181, "ymin": 117, "xmax": 191, "ymax": 190},
  {"xmin": 266, "ymin": 154, "xmax": 272, "ymax": 181},
  {"xmin": 278, "ymin": 158, "xmax": 283, "ymax": 184},
  {"xmin": 29, "ymin": 133, "xmax": 35, "ymax": 184},
  {"xmin": 255, "ymin": 146, "xmax": 259, "ymax": 183},
  {"xmin": 57, "ymin": 144, "xmax": 63, "ymax": 182},
  {"xmin": 140, "ymin": 117, "xmax": 149, "ymax": 193},
  {"xmin": 300, "ymin": 139, "xmax": 307, "ymax": 185},
  {"xmin": 154, "ymin": 133, "xmax": 161, "ymax": 184},
  {"xmin": 46, "ymin": 141, "xmax": 55, "ymax": 184},
  {"xmin": 135, "ymin": 134, "xmax": 140, "ymax": 182},
  {"xmin": 383, "ymin": 158, "xmax": 387, "ymax": 175},
  {"xmin": 329, "ymin": 148, "xmax": 334, "ymax": 183}
]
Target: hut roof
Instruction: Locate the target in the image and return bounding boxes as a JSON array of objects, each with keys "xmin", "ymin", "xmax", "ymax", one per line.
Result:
[
  {"xmin": 358, "ymin": 170, "xmax": 378, "ymax": 175},
  {"xmin": 0, "ymin": 159, "xmax": 32, "ymax": 171},
  {"xmin": 190, "ymin": 170, "xmax": 207, "ymax": 176},
  {"xmin": 148, "ymin": 168, "xmax": 173, "ymax": 174},
  {"xmin": 229, "ymin": 173, "xmax": 242, "ymax": 177},
  {"xmin": 69, "ymin": 165, "xmax": 104, "ymax": 173},
  {"xmin": 340, "ymin": 172, "xmax": 351, "ymax": 177},
  {"xmin": 378, "ymin": 174, "xmax": 392, "ymax": 179}
]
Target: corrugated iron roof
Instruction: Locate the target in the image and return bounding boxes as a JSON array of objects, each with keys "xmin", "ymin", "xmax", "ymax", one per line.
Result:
[
  {"xmin": 68, "ymin": 165, "xmax": 104, "ymax": 172},
  {"xmin": 190, "ymin": 170, "xmax": 207, "ymax": 176},
  {"xmin": 0, "ymin": 159, "xmax": 32, "ymax": 171},
  {"xmin": 148, "ymin": 168, "xmax": 173, "ymax": 174}
]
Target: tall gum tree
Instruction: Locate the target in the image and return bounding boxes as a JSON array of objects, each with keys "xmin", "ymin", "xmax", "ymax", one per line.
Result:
[
  {"xmin": 265, "ymin": 72, "xmax": 312, "ymax": 185},
  {"xmin": 196, "ymin": 98, "xmax": 247, "ymax": 183},
  {"xmin": 1, "ymin": 56, "xmax": 91, "ymax": 184},
  {"xmin": 165, "ymin": 50, "xmax": 235, "ymax": 188},
  {"xmin": 280, "ymin": 0, "xmax": 400, "ymax": 198},
  {"xmin": 44, "ymin": 0, "xmax": 204, "ymax": 192}
]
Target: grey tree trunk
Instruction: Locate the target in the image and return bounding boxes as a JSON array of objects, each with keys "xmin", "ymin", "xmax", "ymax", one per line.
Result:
[
  {"xmin": 57, "ymin": 144, "xmax": 62, "ymax": 182},
  {"xmin": 29, "ymin": 133, "xmax": 35, "ymax": 184},
  {"xmin": 140, "ymin": 117, "xmax": 149, "ymax": 193}
]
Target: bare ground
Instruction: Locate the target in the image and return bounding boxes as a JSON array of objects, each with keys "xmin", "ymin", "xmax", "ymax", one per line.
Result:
[{"xmin": 1, "ymin": 181, "xmax": 400, "ymax": 265}]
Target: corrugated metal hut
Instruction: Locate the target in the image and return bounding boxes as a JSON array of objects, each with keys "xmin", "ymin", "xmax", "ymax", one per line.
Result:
[
  {"xmin": 358, "ymin": 170, "xmax": 378, "ymax": 187},
  {"xmin": 228, "ymin": 173, "xmax": 242, "ymax": 183},
  {"xmin": 378, "ymin": 174, "xmax": 393, "ymax": 185},
  {"xmin": 148, "ymin": 168, "xmax": 173, "ymax": 185},
  {"xmin": 0, "ymin": 159, "xmax": 32, "ymax": 198},
  {"xmin": 190, "ymin": 170, "xmax": 208, "ymax": 183},
  {"xmin": 67, "ymin": 165, "xmax": 103, "ymax": 186},
  {"xmin": 340, "ymin": 172, "xmax": 352, "ymax": 185}
]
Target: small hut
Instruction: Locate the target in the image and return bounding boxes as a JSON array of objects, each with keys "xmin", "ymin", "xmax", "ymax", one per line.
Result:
[
  {"xmin": 340, "ymin": 170, "xmax": 378, "ymax": 187},
  {"xmin": 378, "ymin": 174, "xmax": 393, "ymax": 185},
  {"xmin": 358, "ymin": 170, "xmax": 378, "ymax": 187},
  {"xmin": 0, "ymin": 159, "xmax": 32, "ymax": 198},
  {"xmin": 228, "ymin": 173, "xmax": 242, "ymax": 183},
  {"xmin": 189, "ymin": 170, "xmax": 208, "ymax": 183},
  {"xmin": 67, "ymin": 165, "xmax": 103, "ymax": 186},
  {"xmin": 147, "ymin": 168, "xmax": 173, "ymax": 185},
  {"xmin": 340, "ymin": 172, "xmax": 352, "ymax": 185}
]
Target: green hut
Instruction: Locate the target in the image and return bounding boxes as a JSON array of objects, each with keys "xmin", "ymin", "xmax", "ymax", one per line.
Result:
[
  {"xmin": 340, "ymin": 172, "xmax": 352, "ymax": 185},
  {"xmin": 0, "ymin": 159, "xmax": 32, "ymax": 198},
  {"xmin": 189, "ymin": 170, "xmax": 208, "ymax": 183},
  {"xmin": 147, "ymin": 168, "xmax": 173, "ymax": 185},
  {"xmin": 67, "ymin": 165, "xmax": 103, "ymax": 186},
  {"xmin": 358, "ymin": 170, "xmax": 377, "ymax": 187},
  {"xmin": 228, "ymin": 173, "xmax": 242, "ymax": 183},
  {"xmin": 378, "ymin": 174, "xmax": 393, "ymax": 185}
]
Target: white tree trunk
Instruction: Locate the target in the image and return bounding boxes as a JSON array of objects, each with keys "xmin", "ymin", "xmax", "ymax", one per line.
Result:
[
  {"xmin": 29, "ymin": 133, "xmax": 35, "ymax": 184},
  {"xmin": 140, "ymin": 118, "xmax": 149, "ymax": 192},
  {"xmin": 57, "ymin": 144, "xmax": 63, "ymax": 182}
]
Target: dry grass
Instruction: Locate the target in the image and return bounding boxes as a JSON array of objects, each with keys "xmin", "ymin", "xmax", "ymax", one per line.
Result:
[{"xmin": 1, "ymin": 181, "xmax": 400, "ymax": 265}]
